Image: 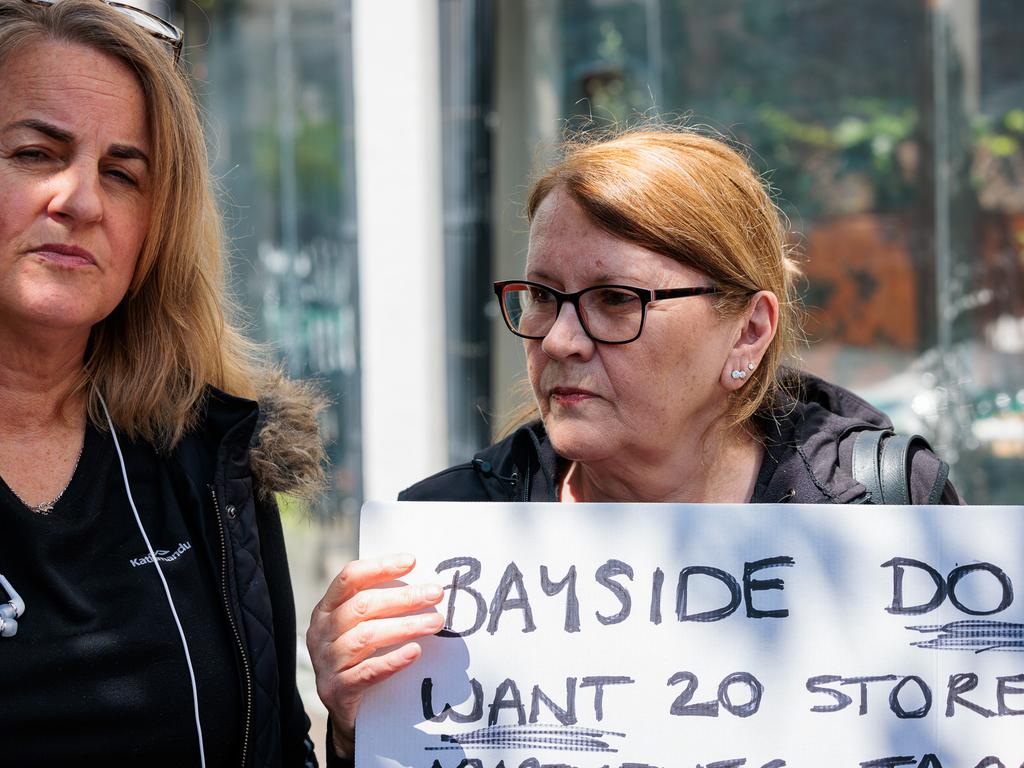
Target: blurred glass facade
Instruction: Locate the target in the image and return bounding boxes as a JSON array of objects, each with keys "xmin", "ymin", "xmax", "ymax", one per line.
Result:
[
  {"xmin": 177, "ymin": 0, "xmax": 362, "ymax": 521},
  {"xmin": 494, "ymin": 0, "xmax": 1024, "ymax": 504},
  {"xmin": 175, "ymin": 0, "xmax": 1023, "ymax": 516}
]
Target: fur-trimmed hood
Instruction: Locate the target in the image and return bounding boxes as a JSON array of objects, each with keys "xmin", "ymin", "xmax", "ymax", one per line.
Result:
[
  {"xmin": 176, "ymin": 373, "xmax": 328, "ymax": 503},
  {"xmin": 248, "ymin": 372, "xmax": 328, "ymax": 501}
]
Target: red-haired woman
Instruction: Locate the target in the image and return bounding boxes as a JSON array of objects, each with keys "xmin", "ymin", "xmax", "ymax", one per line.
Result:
[{"xmin": 307, "ymin": 128, "xmax": 962, "ymax": 764}]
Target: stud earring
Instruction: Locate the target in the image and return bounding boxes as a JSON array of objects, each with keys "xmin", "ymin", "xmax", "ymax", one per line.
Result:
[
  {"xmin": 730, "ymin": 369, "xmax": 746, "ymax": 380},
  {"xmin": 747, "ymin": 362, "xmax": 756, "ymax": 371}
]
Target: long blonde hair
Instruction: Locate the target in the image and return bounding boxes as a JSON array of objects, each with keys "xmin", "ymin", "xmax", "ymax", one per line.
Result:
[
  {"xmin": 525, "ymin": 126, "xmax": 804, "ymax": 427},
  {"xmin": 0, "ymin": 0, "xmax": 264, "ymax": 448}
]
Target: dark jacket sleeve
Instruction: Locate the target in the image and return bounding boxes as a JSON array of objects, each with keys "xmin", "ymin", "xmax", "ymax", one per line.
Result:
[
  {"xmin": 254, "ymin": 492, "xmax": 319, "ymax": 767},
  {"xmin": 324, "ymin": 720, "xmax": 354, "ymax": 768}
]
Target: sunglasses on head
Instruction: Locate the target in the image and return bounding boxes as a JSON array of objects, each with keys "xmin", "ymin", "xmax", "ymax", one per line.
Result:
[{"xmin": 22, "ymin": 0, "xmax": 183, "ymax": 63}]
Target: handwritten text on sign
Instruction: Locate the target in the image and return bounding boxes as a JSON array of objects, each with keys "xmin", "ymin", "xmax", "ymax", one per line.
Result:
[{"xmin": 356, "ymin": 502, "xmax": 1024, "ymax": 768}]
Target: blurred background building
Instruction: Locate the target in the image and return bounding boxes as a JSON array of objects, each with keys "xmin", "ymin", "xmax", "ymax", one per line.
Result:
[{"xmin": 154, "ymin": 0, "xmax": 1023, "ymax": 742}]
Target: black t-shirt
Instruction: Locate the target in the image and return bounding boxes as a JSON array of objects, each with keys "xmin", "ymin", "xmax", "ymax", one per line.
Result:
[{"xmin": 0, "ymin": 424, "xmax": 241, "ymax": 766}]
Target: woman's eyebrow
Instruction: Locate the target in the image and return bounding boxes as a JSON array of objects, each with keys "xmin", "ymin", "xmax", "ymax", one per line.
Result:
[
  {"xmin": 526, "ymin": 269, "xmax": 647, "ymax": 286},
  {"xmin": 2, "ymin": 117, "xmax": 74, "ymax": 143},
  {"xmin": 2, "ymin": 118, "xmax": 149, "ymax": 166},
  {"xmin": 109, "ymin": 144, "xmax": 150, "ymax": 166}
]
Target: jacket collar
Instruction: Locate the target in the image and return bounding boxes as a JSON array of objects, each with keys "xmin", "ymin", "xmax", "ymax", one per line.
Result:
[
  {"xmin": 476, "ymin": 371, "xmax": 889, "ymax": 504},
  {"xmin": 172, "ymin": 387, "xmax": 260, "ymax": 492},
  {"xmin": 472, "ymin": 420, "xmax": 559, "ymax": 501},
  {"xmin": 755, "ymin": 370, "xmax": 892, "ymax": 503}
]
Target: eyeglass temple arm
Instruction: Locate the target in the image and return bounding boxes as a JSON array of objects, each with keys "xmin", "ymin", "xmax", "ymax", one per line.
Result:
[{"xmin": 650, "ymin": 286, "xmax": 721, "ymax": 300}]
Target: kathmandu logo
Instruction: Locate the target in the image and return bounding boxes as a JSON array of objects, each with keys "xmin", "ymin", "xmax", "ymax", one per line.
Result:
[{"xmin": 129, "ymin": 541, "xmax": 193, "ymax": 568}]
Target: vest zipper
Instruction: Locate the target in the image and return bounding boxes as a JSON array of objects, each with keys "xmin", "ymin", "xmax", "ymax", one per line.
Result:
[{"xmin": 211, "ymin": 485, "xmax": 253, "ymax": 768}]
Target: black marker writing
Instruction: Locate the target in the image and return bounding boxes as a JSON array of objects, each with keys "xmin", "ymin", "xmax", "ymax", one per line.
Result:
[
  {"xmin": 882, "ymin": 558, "xmax": 1014, "ymax": 616},
  {"xmin": 541, "ymin": 566, "xmax": 581, "ymax": 634},
  {"xmin": 438, "ymin": 557, "xmax": 487, "ymax": 637},
  {"xmin": 650, "ymin": 568, "xmax": 664, "ymax": 626},
  {"xmin": 743, "ymin": 557, "xmax": 795, "ymax": 619},
  {"xmin": 595, "ymin": 561, "xmax": 633, "ymax": 625},
  {"xmin": 529, "ymin": 678, "xmax": 577, "ymax": 726},
  {"xmin": 489, "ymin": 562, "xmax": 536, "ymax": 635},
  {"xmin": 668, "ymin": 670, "xmax": 764, "ymax": 718},
  {"xmin": 907, "ymin": 619, "xmax": 1024, "ymax": 653},
  {"xmin": 676, "ymin": 566, "xmax": 741, "ymax": 623},
  {"xmin": 423, "ymin": 678, "xmax": 484, "ymax": 723},
  {"xmin": 580, "ymin": 676, "xmax": 635, "ymax": 721}
]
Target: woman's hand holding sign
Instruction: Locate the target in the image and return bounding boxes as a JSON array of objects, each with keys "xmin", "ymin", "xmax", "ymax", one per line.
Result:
[{"xmin": 307, "ymin": 554, "xmax": 444, "ymax": 759}]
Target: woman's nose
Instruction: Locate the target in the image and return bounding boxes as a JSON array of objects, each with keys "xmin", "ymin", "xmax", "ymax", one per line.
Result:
[
  {"xmin": 46, "ymin": 163, "xmax": 104, "ymax": 225},
  {"xmin": 540, "ymin": 301, "xmax": 594, "ymax": 360}
]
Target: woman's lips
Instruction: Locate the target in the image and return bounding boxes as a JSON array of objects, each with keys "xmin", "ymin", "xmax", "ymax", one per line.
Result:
[
  {"xmin": 549, "ymin": 386, "xmax": 597, "ymax": 405},
  {"xmin": 32, "ymin": 243, "xmax": 96, "ymax": 268}
]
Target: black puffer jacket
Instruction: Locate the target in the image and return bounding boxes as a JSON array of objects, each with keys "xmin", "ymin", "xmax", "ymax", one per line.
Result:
[
  {"xmin": 173, "ymin": 384, "xmax": 324, "ymax": 768},
  {"xmin": 400, "ymin": 372, "xmax": 962, "ymax": 505}
]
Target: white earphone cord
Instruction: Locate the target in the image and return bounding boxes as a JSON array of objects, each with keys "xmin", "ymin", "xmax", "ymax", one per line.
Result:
[{"xmin": 98, "ymin": 393, "xmax": 206, "ymax": 768}]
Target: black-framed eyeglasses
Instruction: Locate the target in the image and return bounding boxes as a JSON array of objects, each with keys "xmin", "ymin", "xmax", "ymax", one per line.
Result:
[
  {"xmin": 494, "ymin": 279, "xmax": 721, "ymax": 345},
  {"xmin": 23, "ymin": 0, "xmax": 184, "ymax": 63}
]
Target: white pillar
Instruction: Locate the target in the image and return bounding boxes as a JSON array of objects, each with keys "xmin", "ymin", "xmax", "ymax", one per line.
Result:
[{"xmin": 353, "ymin": 0, "xmax": 447, "ymax": 501}]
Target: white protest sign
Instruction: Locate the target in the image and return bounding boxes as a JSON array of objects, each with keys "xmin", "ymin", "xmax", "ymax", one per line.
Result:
[{"xmin": 355, "ymin": 502, "xmax": 1024, "ymax": 768}]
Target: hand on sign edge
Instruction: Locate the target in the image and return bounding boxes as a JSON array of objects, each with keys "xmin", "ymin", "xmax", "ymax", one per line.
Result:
[{"xmin": 307, "ymin": 554, "xmax": 445, "ymax": 759}]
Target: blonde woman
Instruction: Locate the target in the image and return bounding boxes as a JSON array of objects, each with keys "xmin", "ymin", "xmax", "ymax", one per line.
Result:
[
  {"xmin": 0, "ymin": 1, "xmax": 324, "ymax": 764},
  {"xmin": 307, "ymin": 129, "xmax": 963, "ymax": 762}
]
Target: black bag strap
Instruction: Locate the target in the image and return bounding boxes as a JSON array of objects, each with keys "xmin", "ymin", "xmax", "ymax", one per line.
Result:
[
  {"xmin": 852, "ymin": 429, "xmax": 936, "ymax": 504},
  {"xmin": 851, "ymin": 429, "xmax": 889, "ymax": 503},
  {"xmin": 878, "ymin": 434, "xmax": 916, "ymax": 505}
]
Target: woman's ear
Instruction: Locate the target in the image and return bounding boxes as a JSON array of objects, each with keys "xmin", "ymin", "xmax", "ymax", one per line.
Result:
[{"xmin": 720, "ymin": 291, "xmax": 779, "ymax": 389}]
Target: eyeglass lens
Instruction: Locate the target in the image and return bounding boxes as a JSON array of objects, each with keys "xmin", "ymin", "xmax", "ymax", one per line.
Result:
[{"xmin": 502, "ymin": 284, "xmax": 644, "ymax": 343}]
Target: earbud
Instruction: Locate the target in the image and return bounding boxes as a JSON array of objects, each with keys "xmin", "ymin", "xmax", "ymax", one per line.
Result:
[{"xmin": 0, "ymin": 573, "xmax": 24, "ymax": 639}]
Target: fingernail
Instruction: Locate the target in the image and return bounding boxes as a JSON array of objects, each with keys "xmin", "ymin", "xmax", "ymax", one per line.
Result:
[
  {"xmin": 419, "ymin": 584, "xmax": 443, "ymax": 601},
  {"xmin": 388, "ymin": 553, "xmax": 414, "ymax": 569},
  {"xmin": 422, "ymin": 613, "xmax": 444, "ymax": 630},
  {"xmin": 401, "ymin": 643, "xmax": 421, "ymax": 660}
]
